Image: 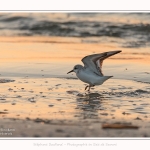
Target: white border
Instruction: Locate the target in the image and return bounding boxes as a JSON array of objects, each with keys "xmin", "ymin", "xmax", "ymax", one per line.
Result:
[
  {"xmin": 0, "ymin": 0, "xmax": 150, "ymax": 11},
  {"xmin": 0, "ymin": 138, "xmax": 150, "ymax": 150}
]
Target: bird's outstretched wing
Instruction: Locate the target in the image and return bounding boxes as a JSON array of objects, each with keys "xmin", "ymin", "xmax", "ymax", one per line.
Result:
[{"xmin": 81, "ymin": 50, "xmax": 122, "ymax": 76}]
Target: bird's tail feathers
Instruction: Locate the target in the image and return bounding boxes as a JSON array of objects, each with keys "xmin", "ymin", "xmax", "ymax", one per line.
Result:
[
  {"xmin": 104, "ymin": 76, "xmax": 113, "ymax": 80},
  {"xmin": 101, "ymin": 76, "xmax": 113, "ymax": 83}
]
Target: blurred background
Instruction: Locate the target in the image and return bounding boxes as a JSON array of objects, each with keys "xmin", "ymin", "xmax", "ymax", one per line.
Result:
[{"xmin": 0, "ymin": 13, "xmax": 150, "ymax": 49}]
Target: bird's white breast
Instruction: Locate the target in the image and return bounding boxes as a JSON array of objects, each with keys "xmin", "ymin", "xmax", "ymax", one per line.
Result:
[{"xmin": 76, "ymin": 69, "xmax": 104, "ymax": 85}]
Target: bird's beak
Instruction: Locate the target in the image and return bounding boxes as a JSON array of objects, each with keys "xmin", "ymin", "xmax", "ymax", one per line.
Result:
[{"xmin": 67, "ymin": 70, "xmax": 74, "ymax": 74}]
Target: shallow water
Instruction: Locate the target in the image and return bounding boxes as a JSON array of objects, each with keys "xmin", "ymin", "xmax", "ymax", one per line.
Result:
[
  {"xmin": 1, "ymin": 13, "xmax": 150, "ymax": 49},
  {"xmin": 0, "ymin": 77, "xmax": 150, "ymax": 137}
]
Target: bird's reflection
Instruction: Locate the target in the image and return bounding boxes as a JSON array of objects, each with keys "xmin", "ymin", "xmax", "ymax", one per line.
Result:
[{"xmin": 75, "ymin": 92, "xmax": 105, "ymax": 119}]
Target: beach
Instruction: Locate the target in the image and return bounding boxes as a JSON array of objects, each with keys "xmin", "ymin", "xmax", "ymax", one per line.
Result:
[
  {"xmin": 0, "ymin": 13, "xmax": 150, "ymax": 137},
  {"xmin": 0, "ymin": 36, "xmax": 150, "ymax": 137}
]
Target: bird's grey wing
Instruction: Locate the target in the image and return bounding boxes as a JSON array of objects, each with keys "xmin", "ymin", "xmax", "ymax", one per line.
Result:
[{"xmin": 81, "ymin": 50, "xmax": 122, "ymax": 76}]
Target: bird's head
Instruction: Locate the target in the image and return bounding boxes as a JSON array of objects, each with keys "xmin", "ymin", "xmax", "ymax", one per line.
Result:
[{"xmin": 67, "ymin": 65, "xmax": 83, "ymax": 74}]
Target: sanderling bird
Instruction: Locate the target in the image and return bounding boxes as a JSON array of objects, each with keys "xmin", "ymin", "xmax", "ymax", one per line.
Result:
[{"xmin": 67, "ymin": 50, "xmax": 121, "ymax": 91}]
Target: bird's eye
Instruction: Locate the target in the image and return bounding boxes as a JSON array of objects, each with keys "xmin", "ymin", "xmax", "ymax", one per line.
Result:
[{"xmin": 74, "ymin": 67, "xmax": 77, "ymax": 69}]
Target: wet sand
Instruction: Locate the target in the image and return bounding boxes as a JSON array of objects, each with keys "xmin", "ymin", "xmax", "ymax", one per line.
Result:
[{"xmin": 0, "ymin": 36, "xmax": 150, "ymax": 137}]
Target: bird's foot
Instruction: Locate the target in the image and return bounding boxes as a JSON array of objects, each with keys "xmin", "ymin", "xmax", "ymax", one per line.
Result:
[
  {"xmin": 85, "ymin": 85, "xmax": 94, "ymax": 93},
  {"xmin": 87, "ymin": 86, "xmax": 91, "ymax": 92}
]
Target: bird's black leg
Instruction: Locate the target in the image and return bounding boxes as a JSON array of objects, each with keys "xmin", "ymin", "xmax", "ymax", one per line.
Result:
[
  {"xmin": 87, "ymin": 85, "xmax": 95, "ymax": 92},
  {"xmin": 88, "ymin": 85, "xmax": 91, "ymax": 92},
  {"xmin": 85, "ymin": 85, "xmax": 94, "ymax": 92},
  {"xmin": 85, "ymin": 85, "xmax": 89, "ymax": 90}
]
